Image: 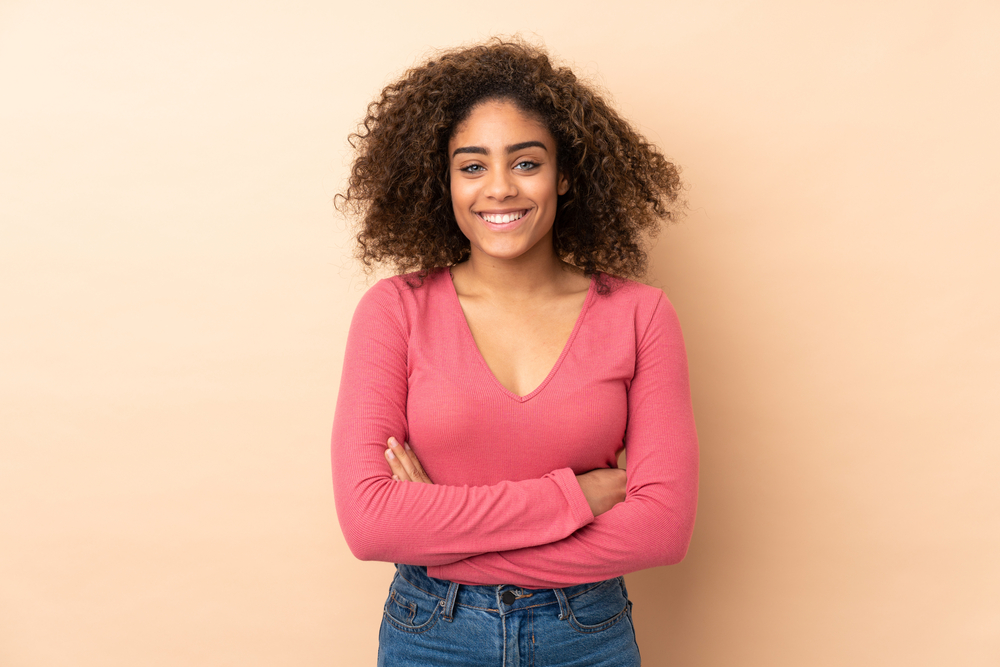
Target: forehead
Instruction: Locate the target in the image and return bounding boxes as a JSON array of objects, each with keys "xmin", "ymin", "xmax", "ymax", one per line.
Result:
[{"xmin": 448, "ymin": 100, "xmax": 554, "ymax": 149}]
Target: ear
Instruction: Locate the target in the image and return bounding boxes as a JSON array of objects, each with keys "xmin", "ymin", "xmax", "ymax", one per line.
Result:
[{"xmin": 557, "ymin": 171, "xmax": 570, "ymax": 195}]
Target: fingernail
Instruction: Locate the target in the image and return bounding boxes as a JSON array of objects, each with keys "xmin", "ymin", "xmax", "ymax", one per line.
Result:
[
  {"xmin": 404, "ymin": 442, "xmax": 411, "ymax": 451},
  {"xmin": 385, "ymin": 449, "xmax": 395, "ymax": 460},
  {"xmin": 392, "ymin": 475, "xmax": 400, "ymax": 481},
  {"xmin": 389, "ymin": 437, "xmax": 398, "ymax": 447}
]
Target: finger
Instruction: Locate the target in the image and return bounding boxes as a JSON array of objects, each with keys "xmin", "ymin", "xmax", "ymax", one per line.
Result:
[
  {"xmin": 404, "ymin": 442, "xmax": 433, "ymax": 483},
  {"xmin": 384, "ymin": 446, "xmax": 412, "ymax": 482},
  {"xmin": 388, "ymin": 437, "xmax": 417, "ymax": 479},
  {"xmin": 389, "ymin": 437, "xmax": 425, "ymax": 483}
]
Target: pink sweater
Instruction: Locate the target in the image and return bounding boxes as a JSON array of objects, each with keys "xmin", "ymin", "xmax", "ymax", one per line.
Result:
[{"xmin": 332, "ymin": 268, "xmax": 698, "ymax": 588}]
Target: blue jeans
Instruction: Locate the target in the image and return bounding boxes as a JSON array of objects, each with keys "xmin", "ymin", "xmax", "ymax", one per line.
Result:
[{"xmin": 377, "ymin": 564, "xmax": 641, "ymax": 666}]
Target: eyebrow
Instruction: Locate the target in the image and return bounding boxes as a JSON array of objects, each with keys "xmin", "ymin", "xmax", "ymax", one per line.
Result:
[{"xmin": 452, "ymin": 141, "xmax": 549, "ymax": 158}]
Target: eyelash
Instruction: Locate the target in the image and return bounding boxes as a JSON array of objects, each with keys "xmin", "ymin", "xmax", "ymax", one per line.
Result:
[{"xmin": 459, "ymin": 161, "xmax": 539, "ymax": 173}]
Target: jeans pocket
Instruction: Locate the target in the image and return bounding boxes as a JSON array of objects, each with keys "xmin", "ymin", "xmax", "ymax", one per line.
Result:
[
  {"xmin": 382, "ymin": 575, "xmax": 443, "ymax": 634},
  {"xmin": 564, "ymin": 577, "xmax": 630, "ymax": 634},
  {"xmin": 387, "ymin": 589, "xmax": 416, "ymax": 624}
]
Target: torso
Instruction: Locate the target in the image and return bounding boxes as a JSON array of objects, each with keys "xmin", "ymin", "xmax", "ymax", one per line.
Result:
[{"xmin": 398, "ymin": 267, "xmax": 646, "ymax": 487}]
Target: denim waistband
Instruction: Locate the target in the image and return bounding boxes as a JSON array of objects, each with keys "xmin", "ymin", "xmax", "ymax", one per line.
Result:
[{"xmin": 394, "ymin": 563, "xmax": 618, "ymax": 621}]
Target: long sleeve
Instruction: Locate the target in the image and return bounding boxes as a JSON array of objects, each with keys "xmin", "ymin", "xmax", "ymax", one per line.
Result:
[
  {"xmin": 331, "ymin": 278, "xmax": 595, "ymax": 565},
  {"xmin": 427, "ymin": 293, "xmax": 699, "ymax": 587}
]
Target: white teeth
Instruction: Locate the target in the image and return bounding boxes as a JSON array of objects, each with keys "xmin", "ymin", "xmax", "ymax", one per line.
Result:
[{"xmin": 481, "ymin": 210, "xmax": 526, "ymax": 223}]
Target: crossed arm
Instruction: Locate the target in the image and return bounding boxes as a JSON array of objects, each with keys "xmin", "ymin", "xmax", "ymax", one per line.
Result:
[{"xmin": 384, "ymin": 436, "xmax": 628, "ymax": 518}]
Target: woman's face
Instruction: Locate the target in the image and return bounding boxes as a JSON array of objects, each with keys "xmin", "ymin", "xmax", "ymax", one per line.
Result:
[{"xmin": 448, "ymin": 100, "xmax": 569, "ymax": 264}]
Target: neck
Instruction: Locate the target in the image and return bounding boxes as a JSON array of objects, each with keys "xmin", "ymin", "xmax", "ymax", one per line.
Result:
[{"xmin": 458, "ymin": 237, "xmax": 576, "ymax": 299}]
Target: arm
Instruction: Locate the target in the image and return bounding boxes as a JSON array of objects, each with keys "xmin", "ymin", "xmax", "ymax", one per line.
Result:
[
  {"xmin": 331, "ymin": 279, "xmax": 595, "ymax": 565},
  {"xmin": 428, "ymin": 293, "xmax": 698, "ymax": 587},
  {"xmin": 386, "ymin": 438, "xmax": 627, "ymax": 517}
]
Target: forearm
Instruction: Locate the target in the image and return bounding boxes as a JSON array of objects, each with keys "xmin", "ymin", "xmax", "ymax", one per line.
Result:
[
  {"xmin": 428, "ymin": 465, "xmax": 698, "ymax": 587},
  {"xmin": 334, "ymin": 458, "xmax": 593, "ymax": 564}
]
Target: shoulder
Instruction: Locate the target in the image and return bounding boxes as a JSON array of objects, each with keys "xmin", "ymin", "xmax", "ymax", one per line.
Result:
[
  {"xmin": 592, "ymin": 275, "xmax": 682, "ymax": 344},
  {"xmin": 594, "ymin": 274, "xmax": 673, "ymax": 314},
  {"xmin": 362, "ymin": 267, "xmax": 450, "ymax": 298},
  {"xmin": 353, "ymin": 268, "xmax": 451, "ymax": 326}
]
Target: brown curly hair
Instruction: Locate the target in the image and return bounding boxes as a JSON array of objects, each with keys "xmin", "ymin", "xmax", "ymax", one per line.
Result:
[{"xmin": 337, "ymin": 38, "xmax": 682, "ymax": 283}]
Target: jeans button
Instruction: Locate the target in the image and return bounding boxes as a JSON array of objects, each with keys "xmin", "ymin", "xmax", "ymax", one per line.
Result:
[{"xmin": 501, "ymin": 590, "xmax": 516, "ymax": 605}]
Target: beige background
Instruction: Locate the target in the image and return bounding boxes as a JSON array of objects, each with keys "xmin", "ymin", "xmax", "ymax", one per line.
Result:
[{"xmin": 2, "ymin": 1, "xmax": 998, "ymax": 665}]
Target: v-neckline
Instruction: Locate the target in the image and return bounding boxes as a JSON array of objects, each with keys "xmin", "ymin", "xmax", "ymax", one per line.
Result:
[{"xmin": 443, "ymin": 268, "xmax": 596, "ymax": 402}]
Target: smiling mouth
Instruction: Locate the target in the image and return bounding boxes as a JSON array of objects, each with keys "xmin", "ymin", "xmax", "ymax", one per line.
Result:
[{"xmin": 478, "ymin": 210, "xmax": 528, "ymax": 224}]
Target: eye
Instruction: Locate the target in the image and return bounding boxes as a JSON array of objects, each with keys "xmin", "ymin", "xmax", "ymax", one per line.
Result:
[
  {"xmin": 514, "ymin": 160, "xmax": 539, "ymax": 171},
  {"xmin": 459, "ymin": 164, "xmax": 485, "ymax": 173}
]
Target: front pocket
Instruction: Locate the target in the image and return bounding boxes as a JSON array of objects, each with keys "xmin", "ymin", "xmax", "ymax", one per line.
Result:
[
  {"xmin": 382, "ymin": 580, "xmax": 443, "ymax": 634},
  {"xmin": 564, "ymin": 578, "xmax": 630, "ymax": 634},
  {"xmin": 387, "ymin": 590, "xmax": 416, "ymax": 624}
]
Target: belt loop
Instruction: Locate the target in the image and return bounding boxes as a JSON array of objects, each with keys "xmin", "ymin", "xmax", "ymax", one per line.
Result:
[
  {"xmin": 442, "ymin": 581, "xmax": 460, "ymax": 622},
  {"xmin": 553, "ymin": 587, "xmax": 571, "ymax": 621}
]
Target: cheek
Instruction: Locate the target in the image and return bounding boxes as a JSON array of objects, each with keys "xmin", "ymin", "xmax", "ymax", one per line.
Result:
[
  {"xmin": 530, "ymin": 179, "xmax": 561, "ymax": 206},
  {"xmin": 449, "ymin": 178, "xmax": 476, "ymax": 208}
]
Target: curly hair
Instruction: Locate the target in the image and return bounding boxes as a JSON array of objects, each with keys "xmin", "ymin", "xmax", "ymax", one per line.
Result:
[{"xmin": 337, "ymin": 38, "xmax": 682, "ymax": 283}]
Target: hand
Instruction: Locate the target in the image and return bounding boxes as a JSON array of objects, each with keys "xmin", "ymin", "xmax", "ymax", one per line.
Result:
[
  {"xmin": 384, "ymin": 437, "xmax": 433, "ymax": 484},
  {"xmin": 576, "ymin": 468, "xmax": 627, "ymax": 517}
]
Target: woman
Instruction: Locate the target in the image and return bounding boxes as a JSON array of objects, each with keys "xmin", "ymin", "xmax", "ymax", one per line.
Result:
[{"xmin": 333, "ymin": 39, "xmax": 698, "ymax": 666}]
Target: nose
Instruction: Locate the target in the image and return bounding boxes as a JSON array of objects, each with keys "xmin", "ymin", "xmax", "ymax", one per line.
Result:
[{"xmin": 485, "ymin": 169, "xmax": 517, "ymax": 200}]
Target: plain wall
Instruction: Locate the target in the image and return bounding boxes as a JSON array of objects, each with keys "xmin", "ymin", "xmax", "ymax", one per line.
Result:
[{"xmin": 1, "ymin": 1, "xmax": 997, "ymax": 665}]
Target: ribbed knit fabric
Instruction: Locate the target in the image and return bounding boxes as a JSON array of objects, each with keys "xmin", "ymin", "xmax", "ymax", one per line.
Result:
[{"xmin": 332, "ymin": 268, "xmax": 698, "ymax": 588}]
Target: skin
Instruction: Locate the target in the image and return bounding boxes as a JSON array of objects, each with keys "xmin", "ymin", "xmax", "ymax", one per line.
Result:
[{"xmin": 383, "ymin": 100, "xmax": 626, "ymax": 518}]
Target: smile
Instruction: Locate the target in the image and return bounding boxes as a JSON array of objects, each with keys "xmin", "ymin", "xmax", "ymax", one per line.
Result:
[{"xmin": 477, "ymin": 210, "xmax": 528, "ymax": 224}]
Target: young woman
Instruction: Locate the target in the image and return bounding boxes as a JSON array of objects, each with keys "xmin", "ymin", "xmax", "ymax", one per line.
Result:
[{"xmin": 333, "ymin": 39, "xmax": 698, "ymax": 666}]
